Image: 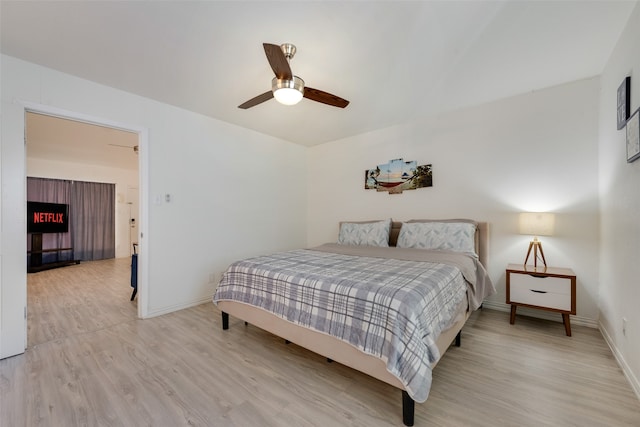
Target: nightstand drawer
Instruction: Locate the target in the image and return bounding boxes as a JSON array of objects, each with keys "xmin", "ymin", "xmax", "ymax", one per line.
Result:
[{"xmin": 509, "ymin": 274, "xmax": 571, "ymax": 311}]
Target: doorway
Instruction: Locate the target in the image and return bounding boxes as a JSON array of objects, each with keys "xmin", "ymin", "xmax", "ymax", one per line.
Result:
[{"xmin": 23, "ymin": 107, "xmax": 148, "ymax": 349}]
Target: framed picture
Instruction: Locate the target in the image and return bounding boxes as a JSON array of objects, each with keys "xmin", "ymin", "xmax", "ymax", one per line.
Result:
[
  {"xmin": 617, "ymin": 77, "xmax": 631, "ymax": 130},
  {"xmin": 626, "ymin": 108, "xmax": 640, "ymax": 163},
  {"xmin": 364, "ymin": 158, "xmax": 432, "ymax": 194}
]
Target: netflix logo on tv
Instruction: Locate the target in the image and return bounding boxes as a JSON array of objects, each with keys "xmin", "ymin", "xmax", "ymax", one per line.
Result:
[{"xmin": 27, "ymin": 201, "xmax": 69, "ymax": 233}]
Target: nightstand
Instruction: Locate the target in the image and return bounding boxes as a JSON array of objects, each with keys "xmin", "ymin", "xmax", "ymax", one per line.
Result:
[{"xmin": 506, "ymin": 264, "xmax": 576, "ymax": 336}]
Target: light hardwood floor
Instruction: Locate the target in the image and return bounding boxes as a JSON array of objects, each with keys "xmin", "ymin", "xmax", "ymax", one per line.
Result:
[{"xmin": 1, "ymin": 258, "xmax": 639, "ymax": 426}]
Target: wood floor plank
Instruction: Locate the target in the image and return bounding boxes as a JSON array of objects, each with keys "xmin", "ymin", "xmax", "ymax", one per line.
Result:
[{"xmin": 1, "ymin": 258, "xmax": 639, "ymax": 426}]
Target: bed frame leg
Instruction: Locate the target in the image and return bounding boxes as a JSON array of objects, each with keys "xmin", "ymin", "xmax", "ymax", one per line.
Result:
[
  {"xmin": 402, "ymin": 390, "xmax": 415, "ymax": 426},
  {"xmin": 455, "ymin": 330, "xmax": 461, "ymax": 347},
  {"xmin": 222, "ymin": 312, "xmax": 229, "ymax": 330}
]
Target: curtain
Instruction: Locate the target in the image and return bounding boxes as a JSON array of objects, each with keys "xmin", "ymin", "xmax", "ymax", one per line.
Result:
[
  {"xmin": 26, "ymin": 177, "xmax": 71, "ymax": 263},
  {"xmin": 70, "ymin": 180, "xmax": 116, "ymax": 260},
  {"xmin": 27, "ymin": 177, "xmax": 116, "ymax": 262}
]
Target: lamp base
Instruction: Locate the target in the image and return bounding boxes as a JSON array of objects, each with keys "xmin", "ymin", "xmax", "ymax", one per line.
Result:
[{"xmin": 524, "ymin": 239, "xmax": 547, "ymax": 268}]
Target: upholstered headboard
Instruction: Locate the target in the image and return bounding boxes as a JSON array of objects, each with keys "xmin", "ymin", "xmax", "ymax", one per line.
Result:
[{"xmin": 389, "ymin": 221, "xmax": 402, "ymax": 247}]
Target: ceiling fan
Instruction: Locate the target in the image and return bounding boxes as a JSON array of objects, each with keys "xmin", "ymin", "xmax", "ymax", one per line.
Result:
[
  {"xmin": 108, "ymin": 143, "xmax": 139, "ymax": 154},
  {"xmin": 238, "ymin": 43, "xmax": 350, "ymax": 109}
]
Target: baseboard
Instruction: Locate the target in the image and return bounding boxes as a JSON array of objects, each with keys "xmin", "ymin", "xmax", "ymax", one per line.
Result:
[
  {"xmin": 599, "ymin": 322, "xmax": 640, "ymax": 401},
  {"xmin": 480, "ymin": 301, "xmax": 598, "ymax": 329},
  {"xmin": 144, "ymin": 295, "xmax": 212, "ymax": 319}
]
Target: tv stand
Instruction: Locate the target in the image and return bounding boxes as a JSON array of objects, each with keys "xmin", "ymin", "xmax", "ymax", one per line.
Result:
[{"xmin": 28, "ymin": 233, "xmax": 80, "ymax": 273}]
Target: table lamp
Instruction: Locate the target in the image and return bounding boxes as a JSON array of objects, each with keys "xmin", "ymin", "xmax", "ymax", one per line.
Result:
[{"xmin": 519, "ymin": 212, "xmax": 555, "ymax": 268}]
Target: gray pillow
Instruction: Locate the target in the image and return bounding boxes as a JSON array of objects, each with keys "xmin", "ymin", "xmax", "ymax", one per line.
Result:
[
  {"xmin": 397, "ymin": 221, "xmax": 477, "ymax": 255},
  {"xmin": 338, "ymin": 219, "xmax": 392, "ymax": 247}
]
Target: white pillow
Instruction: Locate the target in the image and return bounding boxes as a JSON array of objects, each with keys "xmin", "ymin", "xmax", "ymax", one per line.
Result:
[
  {"xmin": 338, "ymin": 219, "xmax": 391, "ymax": 247},
  {"xmin": 397, "ymin": 222, "xmax": 477, "ymax": 255}
]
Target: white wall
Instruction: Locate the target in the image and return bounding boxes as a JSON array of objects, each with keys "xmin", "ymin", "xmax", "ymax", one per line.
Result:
[
  {"xmin": 598, "ymin": 3, "xmax": 640, "ymax": 397},
  {"xmin": 308, "ymin": 77, "xmax": 601, "ymax": 326},
  {"xmin": 27, "ymin": 158, "xmax": 139, "ymax": 258},
  {"xmin": 1, "ymin": 55, "xmax": 307, "ymax": 358}
]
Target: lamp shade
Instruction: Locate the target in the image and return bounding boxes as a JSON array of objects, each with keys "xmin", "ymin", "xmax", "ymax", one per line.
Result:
[
  {"xmin": 272, "ymin": 76, "xmax": 304, "ymax": 105},
  {"xmin": 519, "ymin": 212, "xmax": 555, "ymax": 236}
]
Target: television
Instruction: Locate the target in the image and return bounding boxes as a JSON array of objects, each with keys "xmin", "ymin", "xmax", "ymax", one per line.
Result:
[{"xmin": 27, "ymin": 201, "xmax": 69, "ymax": 233}]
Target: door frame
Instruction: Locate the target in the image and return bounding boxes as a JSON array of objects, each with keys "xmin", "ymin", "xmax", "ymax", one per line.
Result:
[{"xmin": 22, "ymin": 101, "xmax": 149, "ymax": 321}]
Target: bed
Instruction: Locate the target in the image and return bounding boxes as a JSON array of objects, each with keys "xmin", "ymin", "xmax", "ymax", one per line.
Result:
[{"xmin": 213, "ymin": 219, "xmax": 494, "ymax": 426}]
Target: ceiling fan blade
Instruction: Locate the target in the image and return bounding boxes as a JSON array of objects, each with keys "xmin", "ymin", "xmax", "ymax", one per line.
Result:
[
  {"xmin": 303, "ymin": 87, "xmax": 350, "ymax": 108},
  {"xmin": 238, "ymin": 91, "xmax": 274, "ymax": 109},
  {"xmin": 263, "ymin": 43, "xmax": 292, "ymax": 80}
]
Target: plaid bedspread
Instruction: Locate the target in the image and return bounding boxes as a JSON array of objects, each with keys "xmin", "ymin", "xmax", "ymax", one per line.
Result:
[{"xmin": 213, "ymin": 246, "xmax": 471, "ymax": 402}]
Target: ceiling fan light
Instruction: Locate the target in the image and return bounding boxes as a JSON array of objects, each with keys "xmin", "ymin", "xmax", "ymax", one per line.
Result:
[
  {"xmin": 274, "ymin": 88, "xmax": 303, "ymax": 105},
  {"xmin": 272, "ymin": 76, "xmax": 304, "ymax": 105}
]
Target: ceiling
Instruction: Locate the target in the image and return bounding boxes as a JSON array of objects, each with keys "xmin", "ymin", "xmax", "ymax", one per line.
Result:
[
  {"xmin": 26, "ymin": 112, "xmax": 140, "ymax": 171},
  {"xmin": 1, "ymin": 1, "xmax": 636, "ymax": 162}
]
